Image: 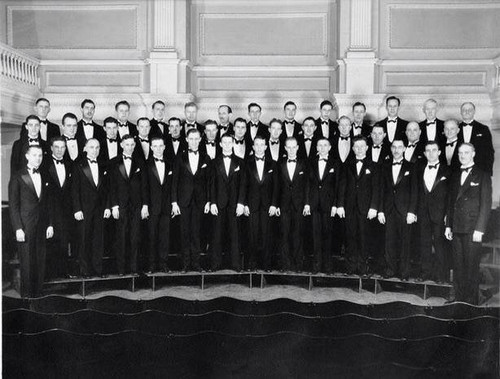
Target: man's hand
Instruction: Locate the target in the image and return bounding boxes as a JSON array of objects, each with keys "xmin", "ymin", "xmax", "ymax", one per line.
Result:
[
  {"xmin": 406, "ymin": 212, "xmax": 417, "ymax": 224},
  {"xmin": 46, "ymin": 226, "xmax": 54, "ymax": 239},
  {"xmin": 112, "ymin": 207, "xmax": 120, "ymax": 220},
  {"xmin": 171, "ymin": 202, "xmax": 181, "ymax": 217},
  {"xmin": 336, "ymin": 207, "xmax": 345, "ymax": 218},
  {"xmin": 303, "ymin": 205, "xmax": 311, "ymax": 216},
  {"xmin": 74, "ymin": 211, "xmax": 84, "ymax": 221},
  {"xmin": 141, "ymin": 205, "xmax": 149, "ymax": 220},
  {"xmin": 444, "ymin": 227, "xmax": 453, "ymax": 241},
  {"xmin": 269, "ymin": 206, "xmax": 277, "ymax": 217},
  {"xmin": 367, "ymin": 208, "xmax": 377, "ymax": 220},
  {"xmin": 244, "ymin": 206, "xmax": 250, "ymax": 217},
  {"xmin": 378, "ymin": 212, "xmax": 386, "ymax": 225},
  {"xmin": 210, "ymin": 204, "xmax": 218, "ymax": 216},
  {"xmin": 103, "ymin": 209, "xmax": 111, "ymax": 218},
  {"xmin": 236, "ymin": 203, "xmax": 245, "ymax": 217},
  {"xmin": 204, "ymin": 202, "xmax": 210, "ymax": 214},
  {"xmin": 15, "ymin": 229, "xmax": 25, "ymax": 242},
  {"xmin": 472, "ymin": 230, "xmax": 484, "ymax": 243},
  {"xmin": 330, "ymin": 206, "xmax": 337, "ymax": 217}
]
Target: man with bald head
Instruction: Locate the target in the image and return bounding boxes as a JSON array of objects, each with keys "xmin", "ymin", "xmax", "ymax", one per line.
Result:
[{"xmin": 418, "ymin": 99, "xmax": 445, "ymax": 146}]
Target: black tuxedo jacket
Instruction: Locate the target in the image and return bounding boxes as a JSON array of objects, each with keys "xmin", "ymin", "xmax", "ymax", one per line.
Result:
[
  {"xmin": 109, "ymin": 156, "xmax": 149, "ymax": 210},
  {"xmin": 19, "ymin": 119, "xmax": 61, "ymax": 142},
  {"xmin": 307, "ymin": 156, "xmax": 341, "ymax": 212},
  {"xmin": 265, "ymin": 140, "xmax": 287, "ymax": 163},
  {"xmin": 149, "ymin": 119, "xmax": 168, "ymax": 140},
  {"xmin": 419, "ymin": 119, "xmax": 445, "ymax": 145},
  {"xmin": 330, "ymin": 135, "xmax": 354, "ymax": 164},
  {"xmin": 458, "ymin": 121, "xmax": 495, "ymax": 176},
  {"xmin": 367, "ymin": 142, "xmax": 391, "ymax": 164},
  {"xmin": 181, "ymin": 121, "xmax": 203, "ymax": 138},
  {"xmin": 376, "ymin": 117, "xmax": 408, "ymax": 145},
  {"xmin": 416, "ymin": 162, "xmax": 450, "ymax": 225},
  {"xmin": 117, "ymin": 121, "xmax": 138, "ymax": 141},
  {"xmin": 210, "ymin": 154, "xmax": 244, "ymax": 209},
  {"xmin": 98, "ymin": 138, "xmax": 123, "ymax": 168},
  {"xmin": 439, "ymin": 140, "xmax": 460, "ymax": 171},
  {"xmin": 245, "ymin": 121, "xmax": 269, "ymax": 145},
  {"xmin": 379, "ymin": 159, "xmax": 418, "ymax": 217},
  {"xmin": 338, "ymin": 158, "xmax": 380, "ymax": 215},
  {"xmin": 277, "ymin": 158, "xmax": 308, "ymax": 211},
  {"xmin": 164, "ymin": 135, "xmax": 187, "ymax": 163},
  {"xmin": 72, "ymin": 157, "xmax": 109, "ymax": 214},
  {"xmin": 350, "ymin": 121, "xmax": 371, "ymax": 138},
  {"xmin": 132, "ymin": 136, "xmax": 152, "ymax": 163},
  {"xmin": 171, "ymin": 150, "xmax": 211, "ymax": 208},
  {"xmin": 76, "ymin": 120, "xmax": 105, "ymax": 148},
  {"xmin": 281, "ymin": 120, "xmax": 303, "ymax": 140},
  {"xmin": 10, "ymin": 138, "xmax": 49, "ymax": 175},
  {"xmin": 446, "ymin": 165, "xmax": 492, "ymax": 234},
  {"xmin": 233, "ymin": 138, "xmax": 253, "ymax": 160},
  {"xmin": 405, "ymin": 140, "xmax": 425, "ymax": 164},
  {"xmin": 239, "ymin": 157, "xmax": 278, "ymax": 211},
  {"xmin": 147, "ymin": 156, "xmax": 173, "ymax": 216},
  {"xmin": 9, "ymin": 167, "xmax": 53, "ymax": 235},
  {"xmin": 314, "ymin": 118, "xmax": 338, "ymax": 141},
  {"xmin": 296, "ymin": 134, "xmax": 318, "ymax": 162},
  {"xmin": 199, "ymin": 139, "xmax": 222, "ymax": 160}
]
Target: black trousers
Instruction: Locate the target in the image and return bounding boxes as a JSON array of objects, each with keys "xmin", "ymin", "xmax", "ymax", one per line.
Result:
[
  {"xmin": 248, "ymin": 209, "xmax": 271, "ymax": 270},
  {"xmin": 452, "ymin": 233, "xmax": 481, "ymax": 305},
  {"xmin": 345, "ymin": 209, "xmax": 370, "ymax": 274},
  {"xmin": 311, "ymin": 210, "xmax": 333, "ymax": 272},
  {"xmin": 179, "ymin": 204, "xmax": 202, "ymax": 270},
  {"xmin": 76, "ymin": 209, "xmax": 103, "ymax": 276},
  {"xmin": 280, "ymin": 208, "xmax": 304, "ymax": 271},
  {"xmin": 115, "ymin": 206, "xmax": 142, "ymax": 274},
  {"xmin": 18, "ymin": 227, "xmax": 46, "ymax": 297},
  {"xmin": 148, "ymin": 212, "xmax": 171, "ymax": 271},
  {"xmin": 211, "ymin": 206, "xmax": 240, "ymax": 270},
  {"xmin": 385, "ymin": 211, "xmax": 411, "ymax": 278},
  {"xmin": 419, "ymin": 214, "xmax": 450, "ymax": 282}
]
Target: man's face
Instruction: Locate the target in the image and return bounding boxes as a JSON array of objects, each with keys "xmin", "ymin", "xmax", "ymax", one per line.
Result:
[
  {"xmin": 233, "ymin": 122, "xmax": 247, "ymax": 139},
  {"xmin": 121, "ymin": 138, "xmax": 136, "ymax": 156},
  {"xmin": 444, "ymin": 122, "xmax": 459, "ymax": 140},
  {"xmin": 285, "ymin": 139, "xmax": 299, "ymax": 159},
  {"xmin": 424, "ymin": 144, "xmax": 441, "ymax": 164},
  {"xmin": 220, "ymin": 136, "xmax": 234, "ymax": 154},
  {"xmin": 405, "ymin": 122, "xmax": 421, "ymax": 143},
  {"xmin": 371, "ymin": 126, "xmax": 386, "ymax": 145},
  {"xmin": 26, "ymin": 148, "xmax": 43, "ymax": 168},
  {"xmin": 169, "ymin": 120, "xmax": 182, "ymax": 137},
  {"xmin": 302, "ymin": 120, "xmax": 317, "ymax": 137},
  {"xmin": 85, "ymin": 140, "xmax": 100, "ymax": 159},
  {"xmin": 284, "ymin": 104, "xmax": 296, "ymax": 121},
  {"xmin": 458, "ymin": 145, "xmax": 475, "ymax": 166},
  {"xmin": 151, "ymin": 139, "xmax": 165, "ymax": 158},
  {"xmin": 253, "ymin": 138, "xmax": 267, "ymax": 156},
  {"xmin": 186, "ymin": 132, "xmax": 201, "ymax": 150},
  {"xmin": 104, "ymin": 122, "xmax": 118, "ymax": 139},
  {"xmin": 269, "ymin": 122, "xmax": 283, "ymax": 140},
  {"xmin": 137, "ymin": 120, "xmax": 151, "ymax": 137},
  {"xmin": 460, "ymin": 103, "xmax": 475, "ymax": 122},
  {"xmin": 51, "ymin": 141, "xmax": 66, "ymax": 159},
  {"xmin": 248, "ymin": 106, "xmax": 261, "ymax": 123},
  {"xmin": 423, "ymin": 101, "xmax": 437, "ymax": 120},
  {"xmin": 352, "ymin": 105, "xmax": 366, "ymax": 124},
  {"xmin": 218, "ymin": 107, "xmax": 230, "ymax": 125},
  {"xmin": 35, "ymin": 100, "xmax": 50, "ymax": 119},
  {"xmin": 185, "ymin": 106, "xmax": 197, "ymax": 123},
  {"xmin": 320, "ymin": 104, "xmax": 333, "ymax": 120},
  {"xmin": 386, "ymin": 99, "xmax": 399, "ymax": 118},
  {"xmin": 25, "ymin": 119, "xmax": 41, "ymax": 137},
  {"xmin": 204, "ymin": 124, "xmax": 218, "ymax": 142},
  {"xmin": 338, "ymin": 118, "xmax": 352, "ymax": 136},
  {"xmin": 153, "ymin": 103, "xmax": 165, "ymax": 120},
  {"xmin": 391, "ymin": 140, "xmax": 406, "ymax": 160},
  {"xmin": 353, "ymin": 140, "xmax": 368, "ymax": 158},
  {"xmin": 116, "ymin": 104, "xmax": 130, "ymax": 122},
  {"xmin": 316, "ymin": 139, "xmax": 331, "ymax": 157},
  {"xmin": 62, "ymin": 118, "xmax": 78, "ymax": 138},
  {"xmin": 82, "ymin": 102, "xmax": 95, "ymax": 120}
]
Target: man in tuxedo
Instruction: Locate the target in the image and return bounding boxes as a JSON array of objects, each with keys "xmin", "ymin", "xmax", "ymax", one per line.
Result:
[
  {"xmin": 376, "ymin": 96, "xmax": 408, "ymax": 145},
  {"xmin": 442, "ymin": 119, "xmax": 461, "ymax": 171},
  {"xmin": 378, "ymin": 139, "xmax": 418, "ymax": 279},
  {"xmin": 404, "ymin": 122, "xmax": 424, "ymax": 163},
  {"xmin": 331, "ymin": 116, "xmax": 354, "ymax": 164},
  {"xmin": 277, "ymin": 137, "xmax": 309, "ymax": 271},
  {"xmin": 61, "ymin": 113, "xmax": 82, "ymax": 162},
  {"xmin": 11, "ymin": 115, "xmax": 48, "ymax": 175},
  {"xmin": 171, "ymin": 129, "xmax": 212, "ymax": 271},
  {"xmin": 149, "ymin": 100, "xmax": 168, "ymax": 140},
  {"xmin": 109, "ymin": 135, "xmax": 149, "ymax": 275},
  {"xmin": 146, "ymin": 137, "xmax": 173, "ymax": 272},
  {"xmin": 76, "ymin": 99, "xmax": 105, "ymax": 146},
  {"xmin": 134, "ymin": 117, "xmax": 152, "ymax": 163},
  {"xmin": 458, "ymin": 102, "xmax": 494, "ymax": 176},
  {"xmin": 297, "ymin": 117, "xmax": 318, "ymax": 162},
  {"xmin": 419, "ymin": 99, "xmax": 445, "ymax": 146},
  {"xmin": 314, "ymin": 100, "xmax": 338, "ymax": 141},
  {"xmin": 445, "ymin": 143, "xmax": 492, "ymax": 304},
  {"xmin": 306, "ymin": 138, "xmax": 340, "ymax": 273},
  {"xmin": 165, "ymin": 117, "xmax": 186, "ymax": 162},
  {"xmin": 200, "ymin": 120, "xmax": 221, "ymax": 160},
  {"xmin": 238, "ymin": 135, "xmax": 278, "ymax": 270},
  {"xmin": 282, "ymin": 101, "xmax": 302, "ymax": 139},
  {"xmin": 182, "ymin": 102, "xmax": 203, "ymax": 136},
  {"xmin": 20, "ymin": 98, "xmax": 61, "ymax": 142},
  {"xmin": 246, "ymin": 103, "xmax": 269, "ymax": 144},
  {"xmin": 43, "ymin": 137, "xmax": 74, "ymax": 279},
  {"xmin": 417, "ymin": 141, "xmax": 451, "ymax": 282},
  {"xmin": 209, "ymin": 134, "xmax": 244, "ymax": 271},
  {"xmin": 72, "ymin": 139, "xmax": 110, "ymax": 278},
  {"xmin": 351, "ymin": 102, "xmax": 371, "ymax": 138},
  {"xmin": 9, "ymin": 145, "xmax": 54, "ymax": 297},
  {"xmin": 367, "ymin": 125, "xmax": 390, "ymax": 164},
  {"xmin": 218, "ymin": 105, "xmax": 234, "ymax": 138},
  {"xmin": 115, "ymin": 100, "xmax": 138, "ymax": 140},
  {"xmin": 337, "ymin": 136, "xmax": 380, "ymax": 275},
  {"xmin": 233, "ymin": 118, "xmax": 251, "ymax": 160},
  {"xmin": 98, "ymin": 117, "xmax": 121, "ymax": 167},
  {"xmin": 266, "ymin": 119, "xmax": 286, "ymax": 162}
]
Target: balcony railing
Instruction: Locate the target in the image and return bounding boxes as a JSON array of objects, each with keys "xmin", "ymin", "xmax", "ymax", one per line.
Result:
[{"xmin": 0, "ymin": 42, "xmax": 40, "ymax": 88}]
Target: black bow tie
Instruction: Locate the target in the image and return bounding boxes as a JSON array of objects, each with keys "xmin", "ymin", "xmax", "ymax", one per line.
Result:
[
  {"xmin": 154, "ymin": 157, "xmax": 164, "ymax": 163},
  {"xmin": 372, "ymin": 145, "xmax": 381, "ymax": 149},
  {"xmin": 319, "ymin": 158, "xmax": 328, "ymax": 162},
  {"xmin": 426, "ymin": 120, "xmax": 436, "ymax": 126},
  {"xmin": 285, "ymin": 121, "xmax": 294, "ymax": 125},
  {"xmin": 304, "ymin": 138, "xmax": 313, "ymax": 142},
  {"xmin": 54, "ymin": 159, "xmax": 64, "ymax": 165},
  {"xmin": 119, "ymin": 123, "xmax": 128, "ymax": 127},
  {"xmin": 108, "ymin": 138, "xmax": 117, "ymax": 143},
  {"xmin": 171, "ymin": 137, "xmax": 180, "ymax": 142},
  {"xmin": 235, "ymin": 139, "xmax": 244, "ymax": 145},
  {"xmin": 30, "ymin": 167, "xmax": 40, "ymax": 174},
  {"xmin": 461, "ymin": 166, "xmax": 473, "ymax": 173},
  {"xmin": 188, "ymin": 149, "xmax": 198, "ymax": 155},
  {"xmin": 321, "ymin": 121, "xmax": 329, "ymax": 126},
  {"xmin": 251, "ymin": 123, "xmax": 259, "ymax": 128},
  {"xmin": 387, "ymin": 119, "xmax": 397, "ymax": 124},
  {"xmin": 206, "ymin": 141, "xmax": 215, "ymax": 147},
  {"xmin": 428, "ymin": 163, "xmax": 439, "ymax": 169},
  {"xmin": 446, "ymin": 140, "xmax": 457, "ymax": 147},
  {"xmin": 356, "ymin": 159, "xmax": 364, "ymax": 164},
  {"xmin": 340, "ymin": 136, "xmax": 349, "ymax": 141},
  {"xmin": 392, "ymin": 161, "xmax": 403, "ymax": 166},
  {"xmin": 353, "ymin": 124, "xmax": 362, "ymax": 129},
  {"xmin": 29, "ymin": 138, "xmax": 39, "ymax": 143},
  {"xmin": 270, "ymin": 140, "xmax": 279, "ymax": 145},
  {"xmin": 223, "ymin": 154, "xmax": 231, "ymax": 159},
  {"xmin": 139, "ymin": 138, "xmax": 149, "ymax": 143},
  {"xmin": 255, "ymin": 156, "xmax": 265, "ymax": 161},
  {"xmin": 407, "ymin": 143, "xmax": 416, "ymax": 148},
  {"xmin": 65, "ymin": 136, "xmax": 76, "ymax": 141},
  {"xmin": 83, "ymin": 122, "xmax": 93, "ymax": 126},
  {"xmin": 463, "ymin": 122, "xmax": 472, "ymax": 127},
  {"xmin": 123, "ymin": 155, "xmax": 132, "ymax": 160},
  {"xmin": 186, "ymin": 123, "xmax": 195, "ymax": 127},
  {"xmin": 88, "ymin": 159, "xmax": 97, "ymax": 164},
  {"xmin": 287, "ymin": 159, "xmax": 297, "ymax": 163}
]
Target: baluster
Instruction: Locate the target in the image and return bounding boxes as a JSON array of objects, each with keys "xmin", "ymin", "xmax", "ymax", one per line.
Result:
[
  {"xmin": 21, "ymin": 60, "xmax": 26, "ymax": 83},
  {"xmin": 28, "ymin": 63, "xmax": 33, "ymax": 85}
]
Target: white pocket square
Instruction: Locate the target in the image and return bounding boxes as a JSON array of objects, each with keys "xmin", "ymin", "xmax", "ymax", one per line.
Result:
[
  {"xmin": 404, "ymin": 171, "xmax": 410, "ymax": 176},
  {"xmin": 167, "ymin": 171, "xmax": 172, "ymax": 175},
  {"xmin": 268, "ymin": 169, "xmax": 273, "ymax": 173},
  {"xmin": 365, "ymin": 169, "xmax": 371, "ymax": 174},
  {"xmin": 471, "ymin": 182, "xmax": 479, "ymax": 186},
  {"xmin": 440, "ymin": 176, "xmax": 446, "ymax": 181},
  {"xmin": 202, "ymin": 164, "xmax": 207, "ymax": 168},
  {"xmin": 235, "ymin": 167, "xmax": 240, "ymax": 172},
  {"xmin": 477, "ymin": 134, "xmax": 483, "ymax": 137},
  {"xmin": 299, "ymin": 171, "xmax": 304, "ymax": 175},
  {"xmin": 135, "ymin": 168, "xmax": 140, "ymax": 173},
  {"xmin": 45, "ymin": 182, "xmax": 49, "ymax": 186},
  {"xmin": 329, "ymin": 168, "xmax": 334, "ymax": 173},
  {"xmin": 104, "ymin": 171, "xmax": 107, "ymax": 175}
]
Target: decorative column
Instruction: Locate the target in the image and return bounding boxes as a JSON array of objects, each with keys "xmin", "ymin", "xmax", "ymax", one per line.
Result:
[
  {"xmin": 343, "ymin": 0, "xmax": 377, "ymax": 94},
  {"xmin": 148, "ymin": 0, "xmax": 180, "ymax": 94}
]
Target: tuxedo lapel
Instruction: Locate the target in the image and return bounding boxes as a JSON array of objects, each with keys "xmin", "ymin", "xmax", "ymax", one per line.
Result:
[
  {"xmin": 430, "ymin": 164, "xmax": 446, "ymax": 193},
  {"xmin": 395, "ymin": 161, "xmax": 408, "ymax": 186},
  {"xmin": 118, "ymin": 160, "xmax": 128, "ymax": 180},
  {"xmin": 21, "ymin": 170, "xmax": 38, "ymax": 198},
  {"xmin": 457, "ymin": 167, "xmax": 476, "ymax": 199},
  {"xmin": 82, "ymin": 161, "xmax": 97, "ymax": 188}
]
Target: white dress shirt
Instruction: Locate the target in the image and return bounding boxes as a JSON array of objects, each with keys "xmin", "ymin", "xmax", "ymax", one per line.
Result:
[
  {"xmin": 223, "ymin": 155, "xmax": 231, "ymax": 176},
  {"xmin": 83, "ymin": 122, "xmax": 94, "ymax": 140},
  {"xmin": 39, "ymin": 120, "xmax": 48, "ymax": 141},
  {"xmin": 318, "ymin": 157, "xmax": 327, "ymax": 180},
  {"xmin": 88, "ymin": 158, "xmax": 99, "ymax": 186},
  {"xmin": 462, "ymin": 122, "xmax": 473, "ymax": 143},
  {"xmin": 404, "ymin": 140, "xmax": 419, "ymax": 162},
  {"xmin": 387, "ymin": 118, "xmax": 398, "ymax": 142},
  {"xmin": 53, "ymin": 157, "xmax": 66, "ymax": 187},
  {"xmin": 28, "ymin": 166, "xmax": 42, "ymax": 198},
  {"xmin": 287, "ymin": 159, "xmax": 296, "ymax": 181},
  {"xmin": 426, "ymin": 120, "xmax": 437, "ymax": 141},
  {"xmin": 154, "ymin": 157, "xmax": 165, "ymax": 185},
  {"xmin": 424, "ymin": 162, "xmax": 439, "ymax": 192},
  {"xmin": 255, "ymin": 156, "xmax": 265, "ymax": 181},
  {"xmin": 356, "ymin": 159, "xmax": 364, "ymax": 176},
  {"xmin": 285, "ymin": 121, "xmax": 295, "ymax": 137},
  {"xmin": 118, "ymin": 123, "xmax": 130, "ymax": 138},
  {"xmin": 304, "ymin": 137, "xmax": 313, "ymax": 157},
  {"xmin": 250, "ymin": 124, "xmax": 259, "ymax": 141},
  {"xmin": 107, "ymin": 139, "xmax": 118, "ymax": 159},
  {"xmin": 460, "ymin": 164, "xmax": 474, "ymax": 186},
  {"xmin": 338, "ymin": 136, "xmax": 350, "ymax": 162},
  {"xmin": 65, "ymin": 136, "xmax": 79, "ymax": 161},
  {"xmin": 392, "ymin": 158, "xmax": 403, "ymax": 184},
  {"xmin": 188, "ymin": 151, "xmax": 199, "ymax": 174},
  {"xmin": 234, "ymin": 140, "xmax": 246, "ymax": 159},
  {"xmin": 321, "ymin": 119, "xmax": 329, "ymax": 139},
  {"xmin": 371, "ymin": 144, "xmax": 382, "ymax": 163},
  {"xmin": 123, "ymin": 155, "xmax": 132, "ymax": 177},
  {"xmin": 269, "ymin": 140, "xmax": 280, "ymax": 161},
  {"xmin": 445, "ymin": 139, "xmax": 457, "ymax": 165},
  {"xmin": 138, "ymin": 137, "xmax": 149, "ymax": 160},
  {"xmin": 352, "ymin": 123, "xmax": 363, "ymax": 137},
  {"xmin": 206, "ymin": 142, "xmax": 216, "ymax": 160}
]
